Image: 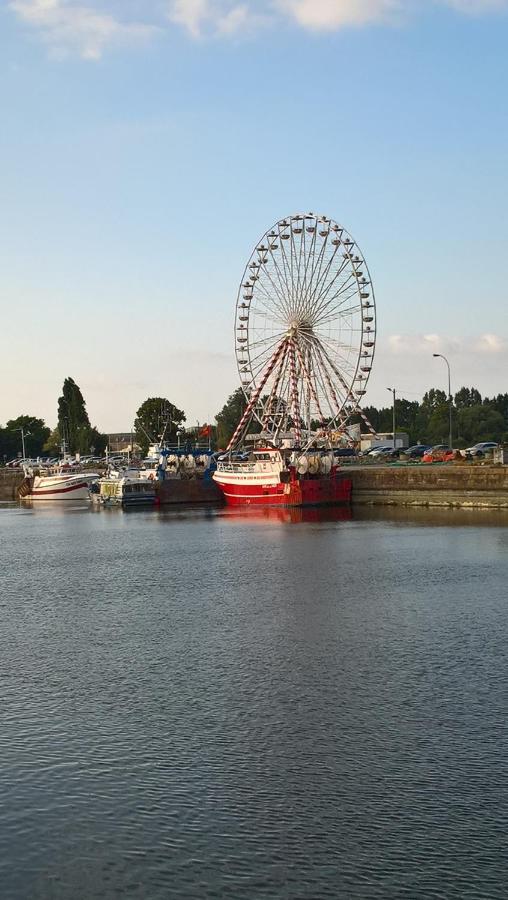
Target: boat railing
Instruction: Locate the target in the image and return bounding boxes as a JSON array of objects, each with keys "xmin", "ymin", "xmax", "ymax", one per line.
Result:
[{"xmin": 217, "ymin": 462, "xmax": 258, "ymax": 473}]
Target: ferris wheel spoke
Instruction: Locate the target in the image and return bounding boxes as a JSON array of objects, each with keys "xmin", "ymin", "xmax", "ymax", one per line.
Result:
[
  {"xmin": 314, "ymin": 303, "xmax": 362, "ymax": 328},
  {"xmin": 312, "ymin": 344, "xmax": 349, "ymax": 420},
  {"xmin": 299, "ymin": 231, "xmax": 330, "ymax": 318},
  {"xmin": 304, "ymin": 241, "xmax": 346, "ymax": 314},
  {"xmin": 296, "ymin": 218, "xmax": 319, "ymax": 320},
  {"xmin": 277, "ymin": 221, "xmax": 294, "ymax": 303},
  {"xmin": 263, "ymin": 243, "xmax": 295, "ymax": 318},
  {"xmin": 290, "ymin": 220, "xmax": 305, "ymax": 309},
  {"xmin": 248, "ymin": 257, "xmax": 292, "ymax": 321},
  {"xmin": 253, "ymin": 278, "xmax": 288, "ymax": 323},
  {"xmin": 293, "ymin": 339, "xmax": 326, "ymax": 425},
  {"xmin": 316, "ymin": 274, "xmax": 360, "ymax": 315},
  {"xmin": 316, "ymin": 339, "xmax": 361, "ymax": 404},
  {"xmin": 311, "ymin": 268, "xmax": 357, "ymax": 321},
  {"xmin": 304, "ymin": 326, "xmax": 358, "ymax": 369},
  {"xmin": 316, "ymin": 339, "xmax": 360, "ymax": 378},
  {"xmin": 248, "ymin": 336, "xmax": 288, "ymax": 375},
  {"xmin": 303, "ymin": 220, "xmax": 340, "ymax": 314},
  {"xmin": 257, "ymin": 263, "xmax": 293, "ymax": 322}
]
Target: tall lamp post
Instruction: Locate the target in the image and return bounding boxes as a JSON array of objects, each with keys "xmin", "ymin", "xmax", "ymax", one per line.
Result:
[
  {"xmin": 387, "ymin": 388, "xmax": 396, "ymax": 449},
  {"xmin": 16, "ymin": 421, "xmax": 34, "ymax": 460},
  {"xmin": 432, "ymin": 353, "xmax": 453, "ymax": 449}
]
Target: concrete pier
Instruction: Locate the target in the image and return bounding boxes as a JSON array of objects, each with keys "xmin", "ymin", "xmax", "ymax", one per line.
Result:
[
  {"xmin": 349, "ymin": 465, "xmax": 508, "ymax": 508},
  {"xmin": 0, "ymin": 470, "xmax": 24, "ymax": 501}
]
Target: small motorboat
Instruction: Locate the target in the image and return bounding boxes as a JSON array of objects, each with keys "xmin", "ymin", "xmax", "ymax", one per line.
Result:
[{"xmin": 91, "ymin": 470, "xmax": 157, "ymax": 506}]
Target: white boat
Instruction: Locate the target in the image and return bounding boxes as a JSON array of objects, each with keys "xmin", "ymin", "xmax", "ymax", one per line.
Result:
[
  {"xmin": 19, "ymin": 469, "xmax": 100, "ymax": 501},
  {"xmin": 91, "ymin": 470, "xmax": 157, "ymax": 506}
]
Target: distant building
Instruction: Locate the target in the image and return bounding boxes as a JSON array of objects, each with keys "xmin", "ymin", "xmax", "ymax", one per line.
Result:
[
  {"xmin": 360, "ymin": 432, "xmax": 409, "ymax": 452},
  {"xmin": 107, "ymin": 433, "xmax": 141, "ymax": 455}
]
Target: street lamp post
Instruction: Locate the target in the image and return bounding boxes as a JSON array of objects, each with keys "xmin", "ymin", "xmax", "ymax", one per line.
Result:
[
  {"xmin": 432, "ymin": 353, "xmax": 453, "ymax": 449},
  {"xmin": 16, "ymin": 423, "xmax": 33, "ymax": 460},
  {"xmin": 387, "ymin": 388, "xmax": 396, "ymax": 449}
]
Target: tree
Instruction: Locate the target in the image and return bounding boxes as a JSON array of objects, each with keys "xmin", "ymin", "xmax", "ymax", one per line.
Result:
[
  {"xmin": 456, "ymin": 405, "xmax": 506, "ymax": 444},
  {"xmin": 134, "ymin": 398, "xmax": 186, "ymax": 456},
  {"xmin": 215, "ymin": 388, "xmax": 247, "ymax": 449},
  {"xmin": 489, "ymin": 393, "xmax": 508, "ymax": 424},
  {"xmin": 43, "ymin": 427, "xmax": 61, "ymax": 456},
  {"xmin": 422, "ymin": 388, "xmax": 447, "ymax": 411},
  {"xmin": 4, "ymin": 416, "xmax": 50, "ymax": 458},
  {"xmin": 57, "ymin": 377, "xmax": 107, "ymax": 455},
  {"xmin": 89, "ymin": 426, "xmax": 108, "ymax": 455},
  {"xmin": 58, "ymin": 377, "xmax": 91, "ymax": 453},
  {"xmin": 454, "ymin": 387, "xmax": 482, "ymax": 408}
]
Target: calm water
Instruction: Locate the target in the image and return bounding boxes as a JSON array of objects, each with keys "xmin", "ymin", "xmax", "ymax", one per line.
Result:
[{"xmin": 2, "ymin": 503, "xmax": 508, "ymax": 899}]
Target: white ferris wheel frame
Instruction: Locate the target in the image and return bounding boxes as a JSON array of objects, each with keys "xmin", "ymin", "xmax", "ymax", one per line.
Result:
[{"xmin": 230, "ymin": 212, "xmax": 377, "ymax": 450}]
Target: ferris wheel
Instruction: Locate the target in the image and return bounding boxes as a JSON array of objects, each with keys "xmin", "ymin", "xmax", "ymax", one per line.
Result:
[{"xmin": 229, "ymin": 212, "xmax": 376, "ymax": 449}]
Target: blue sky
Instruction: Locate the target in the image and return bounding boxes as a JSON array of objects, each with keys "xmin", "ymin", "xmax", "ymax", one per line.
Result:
[{"xmin": 1, "ymin": 0, "xmax": 508, "ymax": 431}]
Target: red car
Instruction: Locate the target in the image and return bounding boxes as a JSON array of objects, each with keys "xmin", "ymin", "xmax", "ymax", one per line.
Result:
[{"xmin": 422, "ymin": 447, "xmax": 456, "ymax": 463}]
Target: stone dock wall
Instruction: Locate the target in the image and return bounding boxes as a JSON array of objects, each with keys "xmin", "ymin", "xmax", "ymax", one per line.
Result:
[
  {"xmin": 349, "ymin": 465, "xmax": 508, "ymax": 508},
  {"xmin": 2, "ymin": 464, "xmax": 508, "ymax": 508},
  {"xmin": 0, "ymin": 470, "xmax": 24, "ymax": 501}
]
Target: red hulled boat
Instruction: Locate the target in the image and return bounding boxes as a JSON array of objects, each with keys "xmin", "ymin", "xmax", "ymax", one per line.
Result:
[{"xmin": 213, "ymin": 448, "xmax": 352, "ymax": 508}]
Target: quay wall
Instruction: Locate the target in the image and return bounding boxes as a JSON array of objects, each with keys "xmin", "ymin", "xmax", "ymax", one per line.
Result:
[
  {"xmin": 156, "ymin": 477, "xmax": 223, "ymax": 505},
  {"xmin": 0, "ymin": 470, "xmax": 24, "ymax": 501},
  {"xmin": 349, "ymin": 465, "xmax": 508, "ymax": 508}
]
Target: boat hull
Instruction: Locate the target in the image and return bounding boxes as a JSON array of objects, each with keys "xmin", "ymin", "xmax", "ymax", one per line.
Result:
[
  {"xmin": 213, "ymin": 473, "xmax": 352, "ymax": 507},
  {"xmin": 19, "ymin": 472, "xmax": 100, "ymax": 501},
  {"xmin": 30, "ymin": 482, "xmax": 91, "ymax": 501}
]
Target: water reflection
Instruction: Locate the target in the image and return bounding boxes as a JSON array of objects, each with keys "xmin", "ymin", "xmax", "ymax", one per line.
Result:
[
  {"xmin": 218, "ymin": 504, "xmax": 353, "ymax": 525},
  {"xmin": 353, "ymin": 504, "xmax": 508, "ymax": 528},
  {"xmin": 1, "ymin": 502, "xmax": 508, "ymax": 898}
]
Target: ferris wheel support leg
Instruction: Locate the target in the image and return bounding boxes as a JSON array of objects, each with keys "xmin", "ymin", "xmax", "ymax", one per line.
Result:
[
  {"xmin": 317, "ymin": 342, "xmax": 377, "ymax": 436},
  {"xmin": 312, "ymin": 342, "xmax": 347, "ymax": 425},
  {"xmin": 261, "ymin": 347, "xmax": 286, "ymax": 434},
  {"xmin": 226, "ymin": 337, "xmax": 288, "ymax": 452},
  {"xmin": 288, "ymin": 339, "xmax": 302, "ymax": 445},
  {"xmin": 294, "ymin": 341, "xmax": 327, "ymax": 429}
]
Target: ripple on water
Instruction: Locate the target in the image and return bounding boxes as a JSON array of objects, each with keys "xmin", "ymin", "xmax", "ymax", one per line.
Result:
[{"xmin": 1, "ymin": 505, "xmax": 508, "ymax": 898}]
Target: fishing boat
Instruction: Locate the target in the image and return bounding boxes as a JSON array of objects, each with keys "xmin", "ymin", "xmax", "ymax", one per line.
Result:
[
  {"xmin": 213, "ymin": 448, "xmax": 352, "ymax": 507},
  {"xmin": 18, "ymin": 468, "xmax": 100, "ymax": 501}
]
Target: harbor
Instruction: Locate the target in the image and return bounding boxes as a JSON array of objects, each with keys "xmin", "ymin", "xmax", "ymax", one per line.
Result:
[
  {"xmin": 3, "ymin": 462, "xmax": 508, "ymax": 508},
  {"xmin": 3, "ymin": 4, "xmax": 508, "ymax": 896},
  {"xmin": 2, "ymin": 502, "xmax": 508, "ymax": 899}
]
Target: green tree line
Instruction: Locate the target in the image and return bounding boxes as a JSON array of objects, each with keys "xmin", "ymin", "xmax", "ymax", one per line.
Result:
[
  {"xmin": 0, "ymin": 376, "xmax": 107, "ymax": 461},
  {"xmin": 214, "ymin": 386, "xmax": 508, "ymax": 449},
  {"xmin": 359, "ymin": 387, "xmax": 508, "ymax": 447}
]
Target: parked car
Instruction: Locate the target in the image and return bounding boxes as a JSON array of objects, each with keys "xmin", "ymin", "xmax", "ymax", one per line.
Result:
[
  {"xmin": 401, "ymin": 444, "xmax": 432, "ymax": 459},
  {"xmin": 360, "ymin": 445, "xmax": 390, "ymax": 457},
  {"xmin": 369, "ymin": 445, "xmax": 395, "ymax": 459},
  {"xmin": 464, "ymin": 441, "xmax": 498, "ymax": 458},
  {"xmin": 422, "ymin": 447, "xmax": 455, "ymax": 463},
  {"xmin": 333, "ymin": 448, "xmax": 357, "ymax": 458}
]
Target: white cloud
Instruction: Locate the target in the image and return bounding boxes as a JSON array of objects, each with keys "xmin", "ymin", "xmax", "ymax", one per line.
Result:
[
  {"xmin": 475, "ymin": 333, "xmax": 507, "ymax": 353},
  {"xmin": 387, "ymin": 333, "xmax": 507, "ymax": 355},
  {"xmin": 167, "ymin": 0, "xmax": 256, "ymax": 38},
  {"xmin": 8, "ymin": 0, "xmax": 158, "ymax": 59},
  {"xmin": 277, "ymin": 0, "xmax": 400, "ymax": 31},
  {"xmin": 8, "ymin": 0, "xmax": 508, "ymax": 56}
]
